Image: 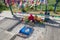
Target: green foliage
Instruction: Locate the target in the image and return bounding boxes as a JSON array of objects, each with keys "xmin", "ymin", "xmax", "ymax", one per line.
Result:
[
  {"xmin": 0, "ymin": 0, "xmax": 60, "ymax": 12},
  {"xmin": 47, "ymin": 6, "xmax": 54, "ymax": 11},
  {"xmin": 56, "ymin": 7, "xmax": 60, "ymax": 12},
  {"xmin": 0, "ymin": 2, "xmax": 9, "ymax": 12}
]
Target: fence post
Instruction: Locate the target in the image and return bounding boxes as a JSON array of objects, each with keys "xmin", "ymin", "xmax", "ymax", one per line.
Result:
[{"xmin": 9, "ymin": 0, "xmax": 14, "ymax": 15}]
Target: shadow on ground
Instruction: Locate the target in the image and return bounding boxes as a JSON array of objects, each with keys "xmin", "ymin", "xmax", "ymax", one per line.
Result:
[
  {"xmin": 24, "ymin": 22, "xmax": 45, "ymax": 28},
  {"xmin": 10, "ymin": 30, "xmax": 34, "ymax": 40},
  {"xmin": 45, "ymin": 19, "xmax": 60, "ymax": 28}
]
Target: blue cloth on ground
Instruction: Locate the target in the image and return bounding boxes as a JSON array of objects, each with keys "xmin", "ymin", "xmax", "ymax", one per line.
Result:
[{"xmin": 19, "ymin": 26, "xmax": 33, "ymax": 35}]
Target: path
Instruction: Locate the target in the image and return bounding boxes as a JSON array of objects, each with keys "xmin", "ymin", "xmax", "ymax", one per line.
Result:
[{"xmin": 45, "ymin": 19, "xmax": 60, "ymax": 40}]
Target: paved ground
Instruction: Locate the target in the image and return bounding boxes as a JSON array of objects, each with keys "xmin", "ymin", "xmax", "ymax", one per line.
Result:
[
  {"xmin": 0, "ymin": 17, "xmax": 5, "ymax": 20},
  {"xmin": 0, "ymin": 11, "xmax": 60, "ymax": 40},
  {"xmin": 10, "ymin": 23, "xmax": 45, "ymax": 40},
  {"xmin": 45, "ymin": 25, "xmax": 60, "ymax": 40},
  {"xmin": 0, "ymin": 18, "xmax": 45, "ymax": 40},
  {"xmin": 45, "ymin": 19, "xmax": 60, "ymax": 40},
  {"xmin": 0, "ymin": 11, "xmax": 45, "ymax": 40},
  {"xmin": 0, "ymin": 11, "xmax": 13, "ymax": 18}
]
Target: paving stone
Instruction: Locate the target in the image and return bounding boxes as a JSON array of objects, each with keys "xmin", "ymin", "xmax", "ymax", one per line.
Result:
[
  {"xmin": 0, "ymin": 31, "xmax": 14, "ymax": 40},
  {"xmin": 0, "ymin": 28, "xmax": 4, "ymax": 32},
  {"xmin": 0, "ymin": 18, "xmax": 19, "ymax": 30},
  {"xmin": 0, "ymin": 16, "xmax": 5, "ymax": 21},
  {"xmin": 11, "ymin": 24, "xmax": 25, "ymax": 34}
]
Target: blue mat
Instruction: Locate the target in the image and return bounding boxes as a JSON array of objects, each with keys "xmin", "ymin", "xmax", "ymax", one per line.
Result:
[{"xmin": 19, "ymin": 26, "xmax": 33, "ymax": 36}]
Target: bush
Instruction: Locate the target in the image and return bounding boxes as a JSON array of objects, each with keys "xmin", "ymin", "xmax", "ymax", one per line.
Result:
[
  {"xmin": 0, "ymin": 4, "xmax": 9, "ymax": 12},
  {"xmin": 48, "ymin": 6, "xmax": 54, "ymax": 11},
  {"xmin": 22, "ymin": 9, "xmax": 26, "ymax": 12}
]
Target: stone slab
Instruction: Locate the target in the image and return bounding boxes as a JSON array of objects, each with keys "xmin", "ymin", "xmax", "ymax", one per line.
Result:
[{"xmin": 0, "ymin": 18, "xmax": 19, "ymax": 30}]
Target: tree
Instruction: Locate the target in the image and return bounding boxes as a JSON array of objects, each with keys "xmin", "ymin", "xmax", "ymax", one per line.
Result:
[{"xmin": 54, "ymin": 0, "xmax": 60, "ymax": 13}]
